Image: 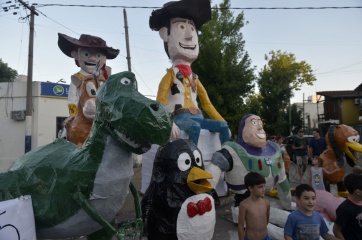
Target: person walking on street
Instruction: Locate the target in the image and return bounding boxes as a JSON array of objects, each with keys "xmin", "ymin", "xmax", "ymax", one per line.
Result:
[
  {"xmin": 308, "ymin": 128, "xmax": 327, "ymax": 160},
  {"xmin": 293, "ymin": 129, "xmax": 308, "ymax": 182}
]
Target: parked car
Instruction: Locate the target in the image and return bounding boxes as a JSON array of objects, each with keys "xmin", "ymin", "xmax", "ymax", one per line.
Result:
[{"xmin": 283, "ymin": 135, "xmax": 314, "ymax": 163}]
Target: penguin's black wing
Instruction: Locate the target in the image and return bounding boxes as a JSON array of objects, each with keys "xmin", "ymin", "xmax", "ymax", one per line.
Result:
[{"xmin": 141, "ymin": 181, "xmax": 156, "ymax": 236}]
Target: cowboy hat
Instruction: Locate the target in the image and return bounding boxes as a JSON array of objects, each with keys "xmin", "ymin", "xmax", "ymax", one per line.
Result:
[
  {"xmin": 58, "ymin": 33, "xmax": 120, "ymax": 59},
  {"xmin": 149, "ymin": 0, "xmax": 211, "ymax": 31}
]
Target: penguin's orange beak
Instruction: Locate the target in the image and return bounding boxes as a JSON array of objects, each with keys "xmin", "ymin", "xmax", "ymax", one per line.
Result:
[{"xmin": 187, "ymin": 167, "xmax": 213, "ymax": 194}]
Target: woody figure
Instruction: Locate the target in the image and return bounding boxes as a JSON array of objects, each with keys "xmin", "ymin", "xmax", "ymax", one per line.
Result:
[
  {"xmin": 150, "ymin": 0, "xmax": 229, "ymax": 146},
  {"xmin": 58, "ymin": 33, "xmax": 119, "ymax": 118}
]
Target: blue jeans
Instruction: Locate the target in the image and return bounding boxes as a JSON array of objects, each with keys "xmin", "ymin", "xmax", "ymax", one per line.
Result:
[{"xmin": 174, "ymin": 113, "xmax": 229, "ymax": 146}]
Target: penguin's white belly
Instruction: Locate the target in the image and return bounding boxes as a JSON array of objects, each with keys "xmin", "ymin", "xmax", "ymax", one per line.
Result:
[
  {"xmin": 37, "ymin": 137, "xmax": 134, "ymax": 239},
  {"xmin": 176, "ymin": 193, "xmax": 216, "ymax": 240}
]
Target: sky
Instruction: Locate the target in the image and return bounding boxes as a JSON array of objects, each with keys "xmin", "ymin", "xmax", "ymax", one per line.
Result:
[{"xmin": 1, "ymin": 0, "xmax": 361, "ymax": 103}]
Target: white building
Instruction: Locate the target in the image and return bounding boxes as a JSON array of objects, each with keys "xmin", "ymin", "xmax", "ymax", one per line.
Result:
[
  {"xmin": 295, "ymin": 95, "xmax": 325, "ymax": 129},
  {"xmin": 0, "ymin": 76, "xmax": 69, "ymax": 171}
]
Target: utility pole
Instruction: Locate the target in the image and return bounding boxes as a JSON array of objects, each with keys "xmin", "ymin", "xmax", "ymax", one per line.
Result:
[
  {"xmin": 18, "ymin": 0, "xmax": 38, "ymax": 153},
  {"xmin": 303, "ymin": 93, "xmax": 305, "ymax": 129},
  {"xmin": 289, "ymin": 98, "xmax": 292, "ymax": 135},
  {"xmin": 123, "ymin": 9, "xmax": 131, "ymax": 71}
]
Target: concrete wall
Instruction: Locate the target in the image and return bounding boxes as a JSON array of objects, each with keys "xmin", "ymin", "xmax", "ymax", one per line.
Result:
[
  {"xmin": 0, "ymin": 80, "xmax": 68, "ymax": 171},
  {"xmin": 341, "ymin": 98, "xmax": 360, "ymax": 125},
  {"xmin": 295, "ymin": 97, "xmax": 324, "ymax": 129}
]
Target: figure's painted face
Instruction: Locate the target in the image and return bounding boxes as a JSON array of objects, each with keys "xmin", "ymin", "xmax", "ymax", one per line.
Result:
[
  {"xmin": 242, "ymin": 115, "xmax": 266, "ymax": 148},
  {"xmin": 71, "ymin": 47, "xmax": 106, "ymax": 74},
  {"xmin": 167, "ymin": 17, "xmax": 199, "ymax": 63}
]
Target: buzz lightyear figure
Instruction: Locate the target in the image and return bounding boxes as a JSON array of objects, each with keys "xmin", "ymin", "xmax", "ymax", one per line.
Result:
[{"xmin": 207, "ymin": 114, "xmax": 293, "ymax": 222}]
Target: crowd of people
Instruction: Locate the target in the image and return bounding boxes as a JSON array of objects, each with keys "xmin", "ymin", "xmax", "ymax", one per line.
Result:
[
  {"xmin": 238, "ymin": 171, "xmax": 362, "ymax": 240},
  {"xmin": 246, "ymin": 128, "xmax": 362, "ymax": 240}
]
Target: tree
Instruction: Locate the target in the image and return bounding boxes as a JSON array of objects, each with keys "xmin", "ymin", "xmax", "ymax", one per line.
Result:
[
  {"xmin": 192, "ymin": 0, "xmax": 256, "ymax": 135},
  {"xmin": 258, "ymin": 50, "xmax": 316, "ymax": 136},
  {"xmin": 0, "ymin": 59, "xmax": 17, "ymax": 82},
  {"xmin": 244, "ymin": 93, "xmax": 263, "ymax": 117}
]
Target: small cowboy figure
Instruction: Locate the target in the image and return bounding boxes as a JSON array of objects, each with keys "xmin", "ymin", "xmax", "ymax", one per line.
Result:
[{"xmin": 58, "ymin": 33, "xmax": 119, "ymax": 117}]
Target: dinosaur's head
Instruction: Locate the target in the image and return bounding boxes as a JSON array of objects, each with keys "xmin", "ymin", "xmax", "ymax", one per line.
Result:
[
  {"xmin": 326, "ymin": 124, "xmax": 362, "ymax": 167},
  {"xmin": 94, "ymin": 71, "xmax": 172, "ymax": 154}
]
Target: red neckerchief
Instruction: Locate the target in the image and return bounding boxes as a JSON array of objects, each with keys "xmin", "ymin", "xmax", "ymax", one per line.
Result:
[{"xmin": 175, "ymin": 64, "xmax": 192, "ymax": 78}]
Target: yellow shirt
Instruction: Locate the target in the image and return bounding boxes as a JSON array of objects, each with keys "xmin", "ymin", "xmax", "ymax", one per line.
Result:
[{"xmin": 157, "ymin": 67, "xmax": 225, "ymax": 122}]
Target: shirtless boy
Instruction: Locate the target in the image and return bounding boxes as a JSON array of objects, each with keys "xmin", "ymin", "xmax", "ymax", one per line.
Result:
[{"xmin": 238, "ymin": 172, "xmax": 270, "ymax": 240}]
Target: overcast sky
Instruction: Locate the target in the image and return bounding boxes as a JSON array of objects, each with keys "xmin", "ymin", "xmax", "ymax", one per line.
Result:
[{"xmin": 1, "ymin": 0, "xmax": 361, "ymax": 103}]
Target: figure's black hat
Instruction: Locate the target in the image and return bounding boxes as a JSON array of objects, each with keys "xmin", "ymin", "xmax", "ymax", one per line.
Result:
[
  {"xmin": 58, "ymin": 33, "xmax": 120, "ymax": 59},
  {"xmin": 149, "ymin": 0, "xmax": 211, "ymax": 31}
]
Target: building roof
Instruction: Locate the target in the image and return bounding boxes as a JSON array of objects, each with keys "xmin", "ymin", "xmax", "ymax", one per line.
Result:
[
  {"xmin": 355, "ymin": 83, "xmax": 362, "ymax": 91},
  {"xmin": 316, "ymin": 90, "xmax": 361, "ymax": 98}
]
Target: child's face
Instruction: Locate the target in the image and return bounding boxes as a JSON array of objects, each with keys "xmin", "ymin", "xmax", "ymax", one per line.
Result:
[
  {"xmin": 297, "ymin": 190, "xmax": 316, "ymax": 214},
  {"xmin": 250, "ymin": 183, "xmax": 266, "ymax": 198},
  {"xmin": 312, "ymin": 158, "xmax": 318, "ymax": 165}
]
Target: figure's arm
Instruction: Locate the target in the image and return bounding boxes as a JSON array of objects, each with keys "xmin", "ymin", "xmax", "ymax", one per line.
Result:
[
  {"xmin": 238, "ymin": 202, "xmax": 247, "ymax": 240},
  {"xmin": 156, "ymin": 69, "xmax": 174, "ymax": 106},
  {"xmin": 322, "ymin": 233, "xmax": 342, "ymax": 240},
  {"xmin": 196, "ymin": 80, "xmax": 225, "ymax": 121},
  {"xmin": 323, "ymin": 166, "xmax": 340, "ymax": 175},
  {"xmin": 206, "ymin": 148, "xmax": 233, "ymax": 188},
  {"xmin": 156, "ymin": 69, "xmax": 181, "ymax": 139},
  {"xmin": 332, "ymin": 224, "xmax": 345, "ymax": 240}
]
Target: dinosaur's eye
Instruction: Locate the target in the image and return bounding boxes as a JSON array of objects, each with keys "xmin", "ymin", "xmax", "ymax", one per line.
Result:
[
  {"xmin": 193, "ymin": 150, "xmax": 202, "ymax": 167},
  {"xmin": 86, "ymin": 82, "xmax": 97, "ymax": 97},
  {"xmin": 120, "ymin": 78, "xmax": 132, "ymax": 85},
  {"xmin": 178, "ymin": 152, "xmax": 192, "ymax": 171},
  {"xmin": 348, "ymin": 135, "xmax": 360, "ymax": 143}
]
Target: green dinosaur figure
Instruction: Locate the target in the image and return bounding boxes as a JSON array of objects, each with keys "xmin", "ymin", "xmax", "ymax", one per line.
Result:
[{"xmin": 0, "ymin": 71, "xmax": 172, "ymax": 239}]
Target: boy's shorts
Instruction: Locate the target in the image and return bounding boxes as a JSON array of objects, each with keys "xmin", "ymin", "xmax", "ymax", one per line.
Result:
[
  {"xmin": 296, "ymin": 155, "xmax": 308, "ymax": 165},
  {"xmin": 244, "ymin": 236, "xmax": 271, "ymax": 240}
]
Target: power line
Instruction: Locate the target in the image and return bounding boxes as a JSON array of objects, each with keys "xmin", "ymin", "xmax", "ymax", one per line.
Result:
[
  {"xmin": 34, "ymin": 4, "xmax": 362, "ymax": 10},
  {"xmin": 35, "ymin": 8, "xmax": 79, "ymax": 35}
]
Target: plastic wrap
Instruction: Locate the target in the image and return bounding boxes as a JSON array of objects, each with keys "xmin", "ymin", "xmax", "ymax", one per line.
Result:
[
  {"xmin": 142, "ymin": 139, "xmax": 215, "ymax": 239},
  {"xmin": 0, "ymin": 71, "xmax": 172, "ymax": 238}
]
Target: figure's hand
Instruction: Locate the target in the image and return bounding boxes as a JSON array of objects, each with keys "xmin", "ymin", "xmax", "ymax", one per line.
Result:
[
  {"xmin": 211, "ymin": 149, "xmax": 233, "ymax": 172},
  {"xmin": 83, "ymin": 99, "xmax": 96, "ymax": 120},
  {"xmin": 171, "ymin": 122, "xmax": 180, "ymax": 140}
]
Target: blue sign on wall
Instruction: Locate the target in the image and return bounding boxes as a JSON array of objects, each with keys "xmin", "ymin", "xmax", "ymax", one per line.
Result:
[{"xmin": 41, "ymin": 82, "xmax": 69, "ymax": 98}]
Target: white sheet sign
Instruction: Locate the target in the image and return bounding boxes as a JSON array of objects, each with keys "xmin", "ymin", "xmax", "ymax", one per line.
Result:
[{"xmin": 0, "ymin": 195, "xmax": 36, "ymax": 240}]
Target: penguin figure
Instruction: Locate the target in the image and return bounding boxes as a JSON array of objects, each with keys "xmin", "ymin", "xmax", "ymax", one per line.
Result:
[{"xmin": 142, "ymin": 139, "xmax": 215, "ymax": 240}]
